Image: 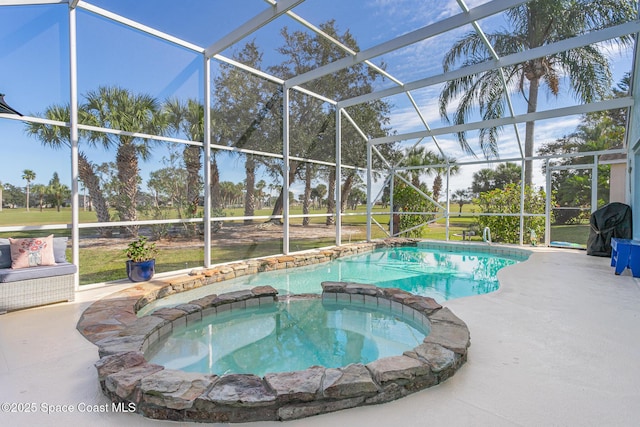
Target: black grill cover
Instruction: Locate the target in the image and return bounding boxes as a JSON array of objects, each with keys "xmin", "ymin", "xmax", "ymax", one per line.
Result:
[{"xmin": 586, "ymin": 202, "xmax": 632, "ymax": 257}]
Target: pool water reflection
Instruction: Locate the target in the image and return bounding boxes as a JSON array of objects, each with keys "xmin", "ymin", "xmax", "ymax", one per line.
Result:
[
  {"xmin": 139, "ymin": 246, "xmax": 525, "ymax": 316},
  {"xmin": 146, "ymin": 298, "xmax": 427, "ymax": 377}
]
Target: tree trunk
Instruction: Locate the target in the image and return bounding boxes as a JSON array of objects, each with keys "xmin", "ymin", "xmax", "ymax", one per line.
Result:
[
  {"xmin": 340, "ymin": 173, "xmax": 354, "ymax": 214},
  {"xmin": 78, "ymin": 153, "xmax": 111, "ymax": 237},
  {"xmin": 302, "ymin": 163, "xmax": 312, "ymax": 226},
  {"xmin": 210, "ymin": 153, "xmax": 222, "ymax": 211},
  {"xmin": 270, "ymin": 192, "xmax": 284, "ymax": 224},
  {"xmin": 244, "ymin": 155, "xmax": 255, "ymax": 224},
  {"xmin": 268, "ymin": 162, "xmax": 298, "ymax": 223},
  {"xmin": 326, "ymin": 168, "xmax": 335, "ymax": 226},
  {"xmin": 524, "ymin": 77, "xmax": 540, "ymax": 188},
  {"xmin": 116, "ymin": 141, "xmax": 139, "ymax": 236},
  {"xmin": 411, "ymin": 174, "xmax": 420, "ymax": 189},
  {"xmin": 184, "ymin": 145, "xmax": 202, "ymax": 211}
]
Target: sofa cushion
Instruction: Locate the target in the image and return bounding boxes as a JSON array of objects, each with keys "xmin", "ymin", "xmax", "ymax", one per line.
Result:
[
  {"xmin": 0, "ymin": 262, "xmax": 77, "ymax": 283},
  {"xmin": 1, "ymin": 237, "xmax": 68, "ymax": 267},
  {"xmin": 9, "ymin": 235, "xmax": 56, "ymax": 269},
  {"xmin": 0, "ymin": 239, "xmax": 10, "ymax": 269},
  {"xmin": 53, "ymin": 237, "xmax": 68, "ymax": 263}
]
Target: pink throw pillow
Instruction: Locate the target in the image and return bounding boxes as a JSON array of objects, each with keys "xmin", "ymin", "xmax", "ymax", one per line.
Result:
[{"xmin": 9, "ymin": 235, "xmax": 56, "ymax": 269}]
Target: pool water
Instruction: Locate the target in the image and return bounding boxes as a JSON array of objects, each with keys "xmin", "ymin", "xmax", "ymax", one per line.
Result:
[
  {"xmin": 139, "ymin": 246, "xmax": 524, "ymax": 315},
  {"xmin": 145, "ymin": 299, "xmax": 427, "ymax": 377}
]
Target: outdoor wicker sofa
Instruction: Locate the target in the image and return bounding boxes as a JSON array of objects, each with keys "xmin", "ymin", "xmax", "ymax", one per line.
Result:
[{"xmin": 0, "ymin": 237, "xmax": 76, "ymax": 313}]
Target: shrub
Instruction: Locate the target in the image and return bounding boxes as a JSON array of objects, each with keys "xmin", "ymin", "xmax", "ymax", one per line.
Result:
[
  {"xmin": 474, "ymin": 184, "xmax": 548, "ymax": 244},
  {"xmin": 393, "ymin": 182, "xmax": 435, "ymax": 238}
]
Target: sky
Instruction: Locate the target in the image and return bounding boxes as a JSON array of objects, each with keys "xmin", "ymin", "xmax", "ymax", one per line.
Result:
[{"xmin": 0, "ymin": 0, "xmax": 635, "ymax": 201}]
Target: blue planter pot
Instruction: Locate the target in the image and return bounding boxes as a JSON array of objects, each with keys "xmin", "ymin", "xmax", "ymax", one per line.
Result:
[{"xmin": 126, "ymin": 259, "xmax": 155, "ymax": 282}]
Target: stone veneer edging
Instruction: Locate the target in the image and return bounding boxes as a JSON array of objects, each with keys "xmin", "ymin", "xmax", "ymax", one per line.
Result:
[{"xmin": 93, "ymin": 282, "xmax": 470, "ymax": 423}]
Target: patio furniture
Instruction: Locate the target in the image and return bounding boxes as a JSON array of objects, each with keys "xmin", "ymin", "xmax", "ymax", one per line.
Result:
[
  {"xmin": 587, "ymin": 202, "xmax": 632, "ymax": 257},
  {"xmin": 0, "ymin": 237, "xmax": 76, "ymax": 313},
  {"xmin": 610, "ymin": 238, "xmax": 640, "ymax": 278}
]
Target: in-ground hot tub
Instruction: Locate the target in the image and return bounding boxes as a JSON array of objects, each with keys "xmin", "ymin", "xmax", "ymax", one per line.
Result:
[
  {"xmin": 95, "ymin": 282, "xmax": 470, "ymax": 423},
  {"xmin": 145, "ymin": 295, "xmax": 429, "ymax": 377}
]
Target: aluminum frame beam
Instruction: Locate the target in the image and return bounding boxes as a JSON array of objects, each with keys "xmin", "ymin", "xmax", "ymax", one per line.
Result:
[
  {"xmin": 205, "ymin": 0, "xmax": 305, "ymax": 58},
  {"xmin": 203, "ymin": 56, "xmax": 212, "ymax": 268},
  {"xmin": 370, "ymin": 97, "xmax": 634, "ymax": 145},
  {"xmin": 78, "ymin": 1, "xmax": 204, "ymax": 53},
  {"xmin": 68, "ymin": 5, "xmax": 80, "ymax": 290},
  {"xmin": 262, "ymin": 0, "xmax": 404, "ymax": 87},
  {"xmin": 286, "ymin": 0, "xmax": 528, "ymax": 88},
  {"xmin": 0, "ymin": 0, "xmax": 65, "ymax": 4},
  {"xmin": 456, "ymin": 0, "xmax": 525, "ymax": 160},
  {"xmin": 339, "ymin": 20, "xmax": 640, "ymax": 109}
]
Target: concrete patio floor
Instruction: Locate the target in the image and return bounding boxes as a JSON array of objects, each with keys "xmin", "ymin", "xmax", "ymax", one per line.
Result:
[{"xmin": 1, "ymin": 246, "xmax": 639, "ymax": 426}]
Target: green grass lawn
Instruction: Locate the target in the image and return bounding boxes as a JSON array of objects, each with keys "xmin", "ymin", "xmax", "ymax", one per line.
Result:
[
  {"xmin": 549, "ymin": 224, "xmax": 590, "ymax": 245},
  {"xmin": 0, "ymin": 207, "xmax": 94, "ymax": 227}
]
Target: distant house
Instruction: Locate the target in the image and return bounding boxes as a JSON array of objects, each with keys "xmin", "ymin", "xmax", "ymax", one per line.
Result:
[{"xmin": 599, "ymin": 152, "xmax": 627, "ymax": 203}]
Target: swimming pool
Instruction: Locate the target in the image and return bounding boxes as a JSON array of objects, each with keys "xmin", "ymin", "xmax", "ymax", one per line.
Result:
[
  {"xmin": 145, "ymin": 298, "xmax": 428, "ymax": 377},
  {"xmin": 138, "ymin": 245, "xmax": 527, "ymax": 316}
]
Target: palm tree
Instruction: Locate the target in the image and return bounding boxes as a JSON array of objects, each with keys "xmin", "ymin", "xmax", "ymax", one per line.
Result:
[
  {"xmin": 30, "ymin": 184, "xmax": 47, "ymax": 211},
  {"xmin": 439, "ymin": 0, "xmax": 635, "ymax": 187},
  {"xmin": 219, "ymin": 181, "xmax": 244, "ymax": 208},
  {"xmin": 311, "ymin": 183, "xmax": 327, "ymax": 209},
  {"xmin": 48, "ymin": 172, "xmax": 71, "ymax": 212},
  {"xmin": 470, "ymin": 168, "xmax": 496, "ymax": 196},
  {"xmin": 401, "ymin": 147, "xmax": 459, "ymax": 200},
  {"xmin": 424, "ymin": 151, "xmax": 459, "ymax": 202},
  {"xmin": 451, "ymin": 189, "xmax": 470, "ymax": 215},
  {"xmin": 164, "ymin": 98, "xmax": 205, "ymax": 210},
  {"xmin": 25, "ymin": 104, "xmax": 112, "ymax": 234},
  {"xmin": 403, "ymin": 146, "xmax": 431, "ymax": 189},
  {"xmin": 493, "ymin": 162, "xmax": 522, "ymax": 189},
  {"xmin": 255, "ymin": 180, "xmax": 267, "ymax": 209},
  {"xmin": 83, "ymin": 86, "xmax": 165, "ymax": 235},
  {"xmin": 21, "ymin": 169, "xmax": 35, "ymax": 211}
]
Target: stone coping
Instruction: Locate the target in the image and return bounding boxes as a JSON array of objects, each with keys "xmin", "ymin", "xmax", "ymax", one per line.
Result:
[{"xmin": 93, "ymin": 282, "xmax": 470, "ymax": 423}]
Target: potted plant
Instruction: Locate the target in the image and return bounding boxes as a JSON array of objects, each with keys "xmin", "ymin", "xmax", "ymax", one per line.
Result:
[{"xmin": 124, "ymin": 236, "xmax": 158, "ymax": 282}]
